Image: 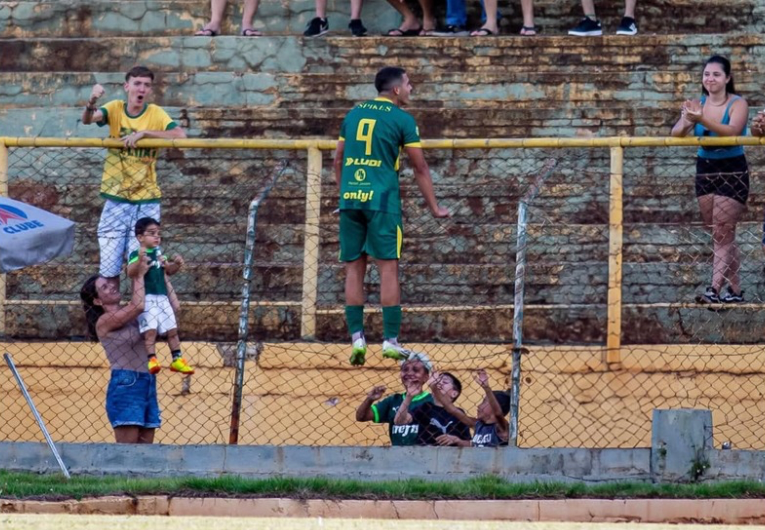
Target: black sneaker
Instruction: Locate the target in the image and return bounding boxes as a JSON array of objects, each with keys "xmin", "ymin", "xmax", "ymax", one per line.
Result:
[
  {"xmin": 430, "ymin": 24, "xmax": 469, "ymax": 36},
  {"xmin": 720, "ymin": 287, "xmax": 744, "ymax": 303},
  {"xmin": 699, "ymin": 286, "xmax": 720, "ymax": 304},
  {"xmin": 568, "ymin": 17, "xmax": 602, "ymax": 36},
  {"xmin": 615, "ymin": 16, "xmax": 638, "ymax": 35},
  {"xmin": 304, "ymin": 17, "xmax": 329, "ymax": 37},
  {"xmin": 349, "ymin": 19, "xmax": 367, "ymax": 36}
]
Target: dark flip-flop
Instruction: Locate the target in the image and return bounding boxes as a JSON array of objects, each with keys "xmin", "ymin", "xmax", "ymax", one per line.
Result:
[
  {"xmin": 520, "ymin": 25, "xmax": 537, "ymax": 36},
  {"xmin": 385, "ymin": 27, "xmax": 422, "ymax": 36},
  {"xmin": 194, "ymin": 27, "xmax": 219, "ymax": 36},
  {"xmin": 241, "ymin": 28, "xmax": 263, "ymax": 37},
  {"xmin": 470, "ymin": 27, "xmax": 496, "ymax": 36}
]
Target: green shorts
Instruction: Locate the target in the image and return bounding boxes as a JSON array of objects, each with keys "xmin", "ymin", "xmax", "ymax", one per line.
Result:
[{"xmin": 339, "ymin": 209, "xmax": 403, "ymax": 261}]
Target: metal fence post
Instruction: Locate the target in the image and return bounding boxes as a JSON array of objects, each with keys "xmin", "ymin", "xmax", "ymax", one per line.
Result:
[
  {"xmin": 229, "ymin": 161, "xmax": 286, "ymax": 445},
  {"xmin": 510, "ymin": 158, "xmax": 557, "ymax": 447},
  {"xmin": 4, "ymin": 353, "xmax": 70, "ymax": 478},
  {"xmin": 301, "ymin": 146, "xmax": 322, "ymax": 339},
  {"xmin": 0, "ymin": 141, "xmax": 7, "ymax": 337},
  {"xmin": 606, "ymin": 146, "xmax": 624, "ymax": 365}
]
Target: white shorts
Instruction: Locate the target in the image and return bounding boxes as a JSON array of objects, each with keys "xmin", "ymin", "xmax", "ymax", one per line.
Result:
[
  {"xmin": 98, "ymin": 200, "xmax": 161, "ymax": 278},
  {"xmin": 138, "ymin": 294, "xmax": 177, "ymax": 335}
]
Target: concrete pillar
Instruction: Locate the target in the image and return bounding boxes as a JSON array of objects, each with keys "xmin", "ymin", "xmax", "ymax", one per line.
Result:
[{"xmin": 651, "ymin": 409, "xmax": 713, "ymax": 483}]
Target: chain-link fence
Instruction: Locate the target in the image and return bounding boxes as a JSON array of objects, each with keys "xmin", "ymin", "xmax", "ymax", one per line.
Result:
[{"xmin": 1, "ymin": 139, "xmax": 764, "ymax": 449}]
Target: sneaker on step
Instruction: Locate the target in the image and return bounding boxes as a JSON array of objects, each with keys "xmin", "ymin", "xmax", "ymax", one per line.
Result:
[
  {"xmin": 304, "ymin": 17, "xmax": 329, "ymax": 37},
  {"xmin": 568, "ymin": 17, "xmax": 602, "ymax": 36},
  {"xmin": 350, "ymin": 336, "xmax": 367, "ymax": 366},
  {"xmin": 720, "ymin": 287, "xmax": 744, "ymax": 303},
  {"xmin": 382, "ymin": 340, "xmax": 414, "ymax": 361},
  {"xmin": 349, "ymin": 19, "xmax": 368, "ymax": 36},
  {"xmin": 615, "ymin": 16, "xmax": 638, "ymax": 35},
  {"xmin": 170, "ymin": 357, "xmax": 195, "ymax": 375},
  {"xmin": 147, "ymin": 356, "xmax": 161, "ymax": 374},
  {"xmin": 430, "ymin": 25, "xmax": 469, "ymax": 36},
  {"xmin": 699, "ymin": 286, "xmax": 720, "ymax": 304}
]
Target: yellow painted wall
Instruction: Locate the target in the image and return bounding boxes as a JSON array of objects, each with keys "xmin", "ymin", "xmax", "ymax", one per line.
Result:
[{"xmin": 2, "ymin": 342, "xmax": 763, "ymax": 448}]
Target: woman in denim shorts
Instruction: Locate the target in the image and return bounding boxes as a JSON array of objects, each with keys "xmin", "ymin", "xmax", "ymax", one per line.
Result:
[{"xmin": 80, "ymin": 250, "xmax": 165, "ymax": 443}]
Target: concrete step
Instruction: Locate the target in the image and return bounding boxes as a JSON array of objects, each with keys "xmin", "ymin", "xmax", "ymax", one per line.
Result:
[
  {"xmin": 6, "ymin": 71, "xmax": 765, "ymax": 111},
  {"xmin": 1, "ymin": 0, "xmax": 762, "ymax": 38},
  {"xmin": 3, "ymin": 34, "xmax": 763, "ymax": 75}
]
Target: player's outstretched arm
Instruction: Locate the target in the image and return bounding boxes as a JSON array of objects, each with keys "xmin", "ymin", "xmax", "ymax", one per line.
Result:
[
  {"xmin": 81, "ymin": 83, "xmax": 105, "ymax": 125},
  {"xmin": 356, "ymin": 385, "xmax": 385, "ymax": 422},
  {"xmin": 405, "ymin": 147, "xmax": 450, "ymax": 218}
]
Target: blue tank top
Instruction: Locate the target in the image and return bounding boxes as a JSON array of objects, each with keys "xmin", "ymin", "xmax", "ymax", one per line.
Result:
[{"xmin": 694, "ymin": 95, "xmax": 746, "ymax": 159}]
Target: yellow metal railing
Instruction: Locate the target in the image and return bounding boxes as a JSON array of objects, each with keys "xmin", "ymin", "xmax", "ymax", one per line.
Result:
[{"xmin": 2, "ymin": 136, "xmax": 763, "ymax": 365}]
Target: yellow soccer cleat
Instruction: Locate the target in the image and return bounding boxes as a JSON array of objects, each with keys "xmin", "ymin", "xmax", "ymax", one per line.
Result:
[
  {"xmin": 147, "ymin": 356, "xmax": 162, "ymax": 374},
  {"xmin": 170, "ymin": 357, "xmax": 195, "ymax": 375}
]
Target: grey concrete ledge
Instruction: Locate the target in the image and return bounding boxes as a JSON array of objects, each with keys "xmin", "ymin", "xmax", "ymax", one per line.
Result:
[{"xmin": 0, "ymin": 441, "xmax": 652, "ymax": 483}]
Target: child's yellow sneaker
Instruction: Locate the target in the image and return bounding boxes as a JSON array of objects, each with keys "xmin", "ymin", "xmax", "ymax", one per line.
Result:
[
  {"xmin": 147, "ymin": 356, "xmax": 162, "ymax": 374},
  {"xmin": 170, "ymin": 357, "xmax": 195, "ymax": 375}
]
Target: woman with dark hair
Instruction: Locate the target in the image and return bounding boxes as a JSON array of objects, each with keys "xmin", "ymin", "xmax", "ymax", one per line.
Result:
[
  {"xmin": 672, "ymin": 55, "xmax": 750, "ymax": 304},
  {"xmin": 80, "ymin": 251, "xmax": 163, "ymax": 443}
]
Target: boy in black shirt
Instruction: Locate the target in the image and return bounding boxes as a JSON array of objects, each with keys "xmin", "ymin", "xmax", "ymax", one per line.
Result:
[{"xmin": 394, "ymin": 371, "xmax": 471, "ymax": 446}]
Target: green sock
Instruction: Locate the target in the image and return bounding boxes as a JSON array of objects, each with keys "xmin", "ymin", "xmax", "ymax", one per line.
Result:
[
  {"xmin": 345, "ymin": 305, "xmax": 364, "ymax": 336},
  {"xmin": 382, "ymin": 305, "xmax": 402, "ymax": 340}
]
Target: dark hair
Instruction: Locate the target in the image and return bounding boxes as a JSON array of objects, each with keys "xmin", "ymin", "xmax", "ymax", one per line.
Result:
[
  {"xmin": 375, "ymin": 67, "xmax": 406, "ymax": 93},
  {"xmin": 493, "ymin": 391, "xmax": 511, "ymax": 416},
  {"xmin": 702, "ymin": 55, "xmax": 735, "ymax": 96},
  {"xmin": 441, "ymin": 372, "xmax": 462, "ymax": 399},
  {"xmin": 135, "ymin": 217, "xmax": 160, "ymax": 236},
  {"xmin": 80, "ymin": 275, "xmax": 104, "ymax": 342},
  {"xmin": 125, "ymin": 65, "xmax": 155, "ymax": 82}
]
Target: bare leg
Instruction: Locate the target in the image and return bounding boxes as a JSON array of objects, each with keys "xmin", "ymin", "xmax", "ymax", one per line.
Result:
[
  {"xmin": 711, "ymin": 196, "xmax": 745, "ymax": 294},
  {"xmin": 144, "ymin": 329, "xmax": 157, "ymax": 358},
  {"xmin": 471, "ymin": 0, "xmax": 498, "ymax": 34},
  {"xmin": 114, "ymin": 426, "xmax": 141, "ymax": 443},
  {"xmin": 581, "ymin": 0, "xmax": 596, "ymax": 17},
  {"xmin": 345, "ymin": 256, "xmax": 368, "ymax": 306},
  {"xmin": 167, "ymin": 328, "xmax": 181, "ymax": 351},
  {"xmin": 419, "ymin": 0, "xmax": 436, "ymax": 32},
  {"xmin": 137, "ymin": 428, "xmax": 156, "ymax": 444},
  {"xmin": 241, "ymin": 0, "xmax": 261, "ymax": 33},
  {"xmin": 315, "ymin": 0, "xmax": 327, "ymax": 17},
  {"xmin": 351, "ymin": 0, "xmax": 363, "ymax": 20},
  {"xmin": 376, "ymin": 259, "xmax": 401, "ymax": 307},
  {"xmin": 624, "ymin": 0, "xmax": 636, "ymax": 18},
  {"xmin": 385, "ymin": 0, "xmax": 421, "ymax": 32},
  {"xmin": 521, "ymin": 0, "xmax": 534, "ymax": 27},
  {"xmin": 198, "ymin": 0, "xmax": 229, "ymax": 32}
]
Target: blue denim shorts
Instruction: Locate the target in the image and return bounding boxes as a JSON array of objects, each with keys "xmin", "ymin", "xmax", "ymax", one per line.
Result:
[{"xmin": 105, "ymin": 369, "xmax": 161, "ymax": 429}]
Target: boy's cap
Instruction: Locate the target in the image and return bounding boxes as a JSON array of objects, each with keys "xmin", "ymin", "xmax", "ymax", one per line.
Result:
[
  {"xmin": 493, "ymin": 391, "xmax": 511, "ymax": 416},
  {"xmin": 403, "ymin": 352, "xmax": 432, "ymax": 373}
]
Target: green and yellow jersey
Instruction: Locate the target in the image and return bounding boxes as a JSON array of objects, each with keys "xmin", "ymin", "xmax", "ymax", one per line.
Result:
[
  {"xmin": 338, "ymin": 97, "xmax": 421, "ymax": 214},
  {"xmin": 98, "ymin": 100, "xmax": 178, "ymax": 204}
]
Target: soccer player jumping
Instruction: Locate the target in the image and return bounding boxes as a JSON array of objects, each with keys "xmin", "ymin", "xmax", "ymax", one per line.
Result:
[{"xmin": 333, "ymin": 67, "xmax": 450, "ymax": 366}]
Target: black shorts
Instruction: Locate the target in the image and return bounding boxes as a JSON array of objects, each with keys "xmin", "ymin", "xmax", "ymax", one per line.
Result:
[{"xmin": 695, "ymin": 155, "xmax": 749, "ymax": 204}]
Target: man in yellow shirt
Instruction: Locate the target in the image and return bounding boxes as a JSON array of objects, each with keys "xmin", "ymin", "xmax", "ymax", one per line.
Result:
[{"xmin": 82, "ymin": 66, "xmax": 186, "ymax": 279}]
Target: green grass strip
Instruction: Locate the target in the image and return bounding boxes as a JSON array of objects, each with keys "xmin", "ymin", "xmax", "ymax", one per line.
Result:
[{"xmin": 2, "ymin": 471, "xmax": 765, "ymax": 501}]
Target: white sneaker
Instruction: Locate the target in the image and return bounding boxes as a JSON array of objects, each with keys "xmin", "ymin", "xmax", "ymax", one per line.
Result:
[
  {"xmin": 382, "ymin": 340, "xmax": 413, "ymax": 361},
  {"xmin": 350, "ymin": 336, "xmax": 367, "ymax": 366}
]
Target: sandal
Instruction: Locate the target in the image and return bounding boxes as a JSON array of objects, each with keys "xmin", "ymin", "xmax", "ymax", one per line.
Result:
[
  {"xmin": 520, "ymin": 25, "xmax": 537, "ymax": 36},
  {"xmin": 194, "ymin": 27, "xmax": 219, "ymax": 37},
  {"xmin": 470, "ymin": 27, "xmax": 496, "ymax": 36},
  {"xmin": 419, "ymin": 27, "xmax": 437, "ymax": 36},
  {"xmin": 385, "ymin": 27, "xmax": 422, "ymax": 36},
  {"xmin": 241, "ymin": 28, "xmax": 263, "ymax": 37}
]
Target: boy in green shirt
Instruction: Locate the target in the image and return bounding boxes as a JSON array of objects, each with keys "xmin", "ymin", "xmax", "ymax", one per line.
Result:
[{"xmin": 127, "ymin": 217, "xmax": 193, "ymax": 375}]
